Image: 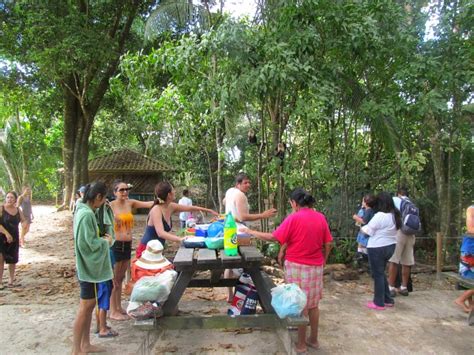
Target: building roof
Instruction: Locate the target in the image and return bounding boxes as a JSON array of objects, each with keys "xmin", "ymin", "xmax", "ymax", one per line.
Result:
[{"xmin": 88, "ymin": 148, "xmax": 173, "ymax": 173}]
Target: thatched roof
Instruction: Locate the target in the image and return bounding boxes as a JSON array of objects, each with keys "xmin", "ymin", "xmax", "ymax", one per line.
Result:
[{"xmin": 88, "ymin": 149, "xmax": 173, "ymax": 173}]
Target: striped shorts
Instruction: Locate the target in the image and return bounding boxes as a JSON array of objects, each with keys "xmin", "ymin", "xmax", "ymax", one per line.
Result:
[{"xmin": 285, "ymin": 260, "xmax": 324, "ymax": 309}]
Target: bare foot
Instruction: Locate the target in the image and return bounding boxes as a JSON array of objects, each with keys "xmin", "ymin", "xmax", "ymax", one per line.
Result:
[
  {"xmin": 82, "ymin": 344, "xmax": 106, "ymax": 353},
  {"xmin": 306, "ymin": 338, "xmax": 320, "ymax": 349},
  {"xmin": 120, "ymin": 308, "xmax": 128, "ymax": 315},
  {"xmin": 109, "ymin": 312, "xmax": 129, "ymax": 321},
  {"xmin": 454, "ymin": 299, "xmax": 470, "ymax": 313},
  {"xmin": 294, "ymin": 342, "xmax": 307, "ymax": 354}
]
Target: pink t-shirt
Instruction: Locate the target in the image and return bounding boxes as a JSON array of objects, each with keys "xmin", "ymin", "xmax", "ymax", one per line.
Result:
[{"xmin": 273, "ymin": 208, "xmax": 333, "ymax": 266}]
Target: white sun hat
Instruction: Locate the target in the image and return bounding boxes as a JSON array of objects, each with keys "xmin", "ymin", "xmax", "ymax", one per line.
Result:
[{"xmin": 135, "ymin": 240, "xmax": 172, "ymax": 270}]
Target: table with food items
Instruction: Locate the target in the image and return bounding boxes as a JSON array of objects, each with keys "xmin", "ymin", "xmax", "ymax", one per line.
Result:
[{"xmin": 162, "ymin": 214, "xmax": 276, "ymax": 316}]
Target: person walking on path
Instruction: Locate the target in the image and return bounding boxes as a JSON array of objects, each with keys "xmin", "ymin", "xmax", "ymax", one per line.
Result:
[
  {"xmin": 16, "ymin": 186, "xmax": 33, "ymax": 248},
  {"xmin": 72, "ymin": 182, "xmax": 114, "ymax": 355},
  {"xmin": 388, "ymin": 188, "xmax": 416, "ymax": 297},
  {"xmin": 223, "ymin": 172, "xmax": 277, "ymax": 302},
  {"xmin": 178, "ymin": 189, "xmax": 193, "ymax": 229},
  {"xmin": 0, "ymin": 191, "xmax": 26, "ymax": 290},
  {"xmin": 136, "ymin": 181, "xmax": 218, "ymax": 258},
  {"xmin": 109, "ymin": 181, "xmax": 154, "ymax": 321},
  {"xmin": 243, "ymin": 188, "xmax": 333, "ymax": 353},
  {"xmin": 361, "ymin": 192, "xmax": 401, "ymax": 310}
]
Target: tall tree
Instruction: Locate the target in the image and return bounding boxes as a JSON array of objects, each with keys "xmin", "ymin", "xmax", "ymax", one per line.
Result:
[{"xmin": 1, "ymin": 0, "xmax": 156, "ymax": 207}]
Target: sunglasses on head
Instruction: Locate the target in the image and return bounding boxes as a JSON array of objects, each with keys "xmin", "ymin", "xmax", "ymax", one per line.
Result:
[{"xmin": 117, "ymin": 187, "xmax": 131, "ymax": 192}]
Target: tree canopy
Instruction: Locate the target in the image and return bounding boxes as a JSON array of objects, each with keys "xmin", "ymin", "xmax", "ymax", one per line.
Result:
[{"xmin": 0, "ymin": 0, "xmax": 472, "ymax": 261}]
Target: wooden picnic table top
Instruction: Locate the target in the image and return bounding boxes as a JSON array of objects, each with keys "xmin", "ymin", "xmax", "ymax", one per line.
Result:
[{"xmin": 172, "ymin": 245, "xmax": 264, "ymax": 271}]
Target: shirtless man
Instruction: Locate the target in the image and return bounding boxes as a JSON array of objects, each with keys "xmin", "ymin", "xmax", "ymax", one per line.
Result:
[{"xmin": 223, "ymin": 172, "xmax": 277, "ymax": 302}]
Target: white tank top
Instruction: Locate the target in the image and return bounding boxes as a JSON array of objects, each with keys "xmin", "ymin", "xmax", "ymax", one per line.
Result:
[{"xmin": 224, "ymin": 187, "xmax": 249, "ymax": 222}]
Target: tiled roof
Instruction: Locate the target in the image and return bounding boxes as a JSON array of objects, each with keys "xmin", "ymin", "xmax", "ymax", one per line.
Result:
[{"xmin": 88, "ymin": 149, "xmax": 173, "ymax": 173}]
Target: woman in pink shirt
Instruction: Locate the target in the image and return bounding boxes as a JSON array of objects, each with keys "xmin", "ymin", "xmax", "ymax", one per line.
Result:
[{"xmin": 244, "ymin": 188, "xmax": 333, "ymax": 354}]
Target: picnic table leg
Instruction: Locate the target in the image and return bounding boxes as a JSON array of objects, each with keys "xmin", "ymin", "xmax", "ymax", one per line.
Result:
[
  {"xmin": 246, "ymin": 268, "xmax": 275, "ymax": 314},
  {"xmin": 162, "ymin": 270, "xmax": 195, "ymax": 316}
]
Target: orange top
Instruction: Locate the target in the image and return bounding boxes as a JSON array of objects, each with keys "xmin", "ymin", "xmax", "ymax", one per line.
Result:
[{"xmin": 114, "ymin": 212, "xmax": 134, "ymax": 233}]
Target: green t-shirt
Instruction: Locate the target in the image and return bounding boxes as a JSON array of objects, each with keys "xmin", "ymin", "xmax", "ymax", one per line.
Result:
[{"xmin": 73, "ymin": 201, "xmax": 113, "ymax": 283}]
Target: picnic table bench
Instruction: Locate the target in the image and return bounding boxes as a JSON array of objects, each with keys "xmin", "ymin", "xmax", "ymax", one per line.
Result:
[
  {"xmin": 162, "ymin": 245, "xmax": 276, "ymax": 316},
  {"xmin": 136, "ymin": 245, "xmax": 309, "ymax": 354},
  {"xmin": 441, "ymin": 272, "xmax": 474, "ymax": 290}
]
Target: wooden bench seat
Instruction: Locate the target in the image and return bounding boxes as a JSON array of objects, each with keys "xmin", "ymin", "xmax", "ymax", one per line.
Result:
[{"xmin": 442, "ymin": 272, "xmax": 474, "ymax": 290}]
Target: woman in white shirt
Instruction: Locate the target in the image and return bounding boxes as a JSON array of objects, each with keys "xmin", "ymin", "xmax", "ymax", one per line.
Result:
[{"xmin": 361, "ymin": 192, "xmax": 401, "ymax": 310}]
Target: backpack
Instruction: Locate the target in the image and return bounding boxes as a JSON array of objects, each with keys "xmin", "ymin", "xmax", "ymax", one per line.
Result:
[{"xmin": 399, "ymin": 198, "xmax": 421, "ymax": 235}]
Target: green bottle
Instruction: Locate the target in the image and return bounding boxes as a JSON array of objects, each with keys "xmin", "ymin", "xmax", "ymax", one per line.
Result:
[{"xmin": 224, "ymin": 213, "xmax": 238, "ymax": 256}]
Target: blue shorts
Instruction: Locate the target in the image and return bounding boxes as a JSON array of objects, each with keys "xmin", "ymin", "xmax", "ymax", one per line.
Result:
[
  {"xmin": 97, "ymin": 280, "xmax": 113, "ymax": 310},
  {"xmin": 356, "ymin": 232, "xmax": 369, "ymax": 247}
]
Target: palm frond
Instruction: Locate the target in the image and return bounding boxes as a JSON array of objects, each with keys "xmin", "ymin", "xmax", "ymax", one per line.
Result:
[{"xmin": 145, "ymin": 0, "xmax": 210, "ymax": 41}]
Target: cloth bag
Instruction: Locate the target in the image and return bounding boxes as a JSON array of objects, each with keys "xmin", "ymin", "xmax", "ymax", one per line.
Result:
[
  {"xmin": 130, "ymin": 269, "xmax": 177, "ymax": 303},
  {"xmin": 271, "ymin": 283, "xmax": 307, "ymax": 319},
  {"xmin": 227, "ymin": 273, "xmax": 258, "ymax": 316}
]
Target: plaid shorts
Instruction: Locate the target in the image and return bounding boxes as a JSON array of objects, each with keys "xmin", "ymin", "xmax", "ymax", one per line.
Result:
[{"xmin": 284, "ymin": 260, "xmax": 324, "ymax": 309}]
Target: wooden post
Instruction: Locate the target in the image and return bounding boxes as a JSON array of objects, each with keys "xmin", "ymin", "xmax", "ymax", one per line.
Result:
[{"xmin": 436, "ymin": 232, "xmax": 443, "ymax": 280}]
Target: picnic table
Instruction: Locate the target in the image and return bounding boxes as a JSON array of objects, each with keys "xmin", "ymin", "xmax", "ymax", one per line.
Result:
[{"xmin": 162, "ymin": 245, "xmax": 276, "ymax": 316}]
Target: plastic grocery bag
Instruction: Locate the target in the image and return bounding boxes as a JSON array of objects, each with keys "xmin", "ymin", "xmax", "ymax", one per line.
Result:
[
  {"xmin": 130, "ymin": 269, "xmax": 177, "ymax": 303},
  {"xmin": 271, "ymin": 283, "xmax": 307, "ymax": 319}
]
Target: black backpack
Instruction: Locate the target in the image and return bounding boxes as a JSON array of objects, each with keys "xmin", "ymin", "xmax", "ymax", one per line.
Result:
[{"xmin": 400, "ymin": 198, "xmax": 421, "ymax": 235}]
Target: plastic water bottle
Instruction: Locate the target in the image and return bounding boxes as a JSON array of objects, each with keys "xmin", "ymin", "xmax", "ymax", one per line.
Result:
[{"xmin": 224, "ymin": 213, "xmax": 238, "ymax": 256}]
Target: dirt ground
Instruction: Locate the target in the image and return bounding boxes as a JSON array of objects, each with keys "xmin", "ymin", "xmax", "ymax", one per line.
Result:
[{"xmin": 0, "ymin": 205, "xmax": 471, "ymax": 354}]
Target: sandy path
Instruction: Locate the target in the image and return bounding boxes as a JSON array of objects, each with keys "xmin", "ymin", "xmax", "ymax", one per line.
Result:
[{"xmin": 0, "ymin": 205, "xmax": 472, "ymax": 354}]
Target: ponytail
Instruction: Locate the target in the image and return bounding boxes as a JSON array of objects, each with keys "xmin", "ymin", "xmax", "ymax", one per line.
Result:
[
  {"xmin": 82, "ymin": 182, "xmax": 107, "ymax": 204},
  {"xmin": 289, "ymin": 188, "xmax": 315, "ymax": 208}
]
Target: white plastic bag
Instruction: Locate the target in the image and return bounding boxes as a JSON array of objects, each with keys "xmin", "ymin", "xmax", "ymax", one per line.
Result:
[
  {"xmin": 130, "ymin": 269, "xmax": 177, "ymax": 303},
  {"xmin": 271, "ymin": 283, "xmax": 307, "ymax": 319}
]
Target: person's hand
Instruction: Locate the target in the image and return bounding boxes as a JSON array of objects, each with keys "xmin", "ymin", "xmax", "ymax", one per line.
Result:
[
  {"xmin": 104, "ymin": 233, "xmax": 113, "ymax": 246},
  {"xmin": 262, "ymin": 208, "xmax": 277, "ymax": 219},
  {"xmin": 207, "ymin": 209, "xmax": 219, "ymax": 216},
  {"xmin": 5, "ymin": 233, "xmax": 13, "ymax": 244},
  {"xmin": 352, "ymin": 214, "xmax": 358, "ymax": 220}
]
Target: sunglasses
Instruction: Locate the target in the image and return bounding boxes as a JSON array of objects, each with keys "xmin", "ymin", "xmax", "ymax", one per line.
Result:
[{"xmin": 117, "ymin": 187, "xmax": 131, "ymax": 192}]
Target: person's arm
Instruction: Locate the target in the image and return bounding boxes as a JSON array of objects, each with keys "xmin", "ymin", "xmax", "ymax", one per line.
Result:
[
  {"xmin": 243, "ymin": 228, "xmax": 276, "ymax": 241},
  {"xmin": 0, "ymin": 225, "xmax": 13, "ymax": 243},
  {"xmin": 15, "ymin": 195, "xmax": 23, "ymax": 209},
  {"xmin": 323, "ymin": 242, "xmax": 333, "ymax": 264},
  {"xmin": 130, "ymin": 199, "xmax": 154, "ymax": 210},
  {"xmin": 236, "ymin": 194, "xmax": 277, "ymax": 222},
  {"xmin": 149, "ymin": 207, "xmax": 183, "ymax": 243},
  {"xmin": 171, "ymin": 202, "xmax": 218, "ymax": 217},
  {"xmin": 352, "ymin": 214, "xmax": 364, "ymax": 224},
  {"xmin": 278, "ymin": 243, "xmax": 287, "ymax": 266}
]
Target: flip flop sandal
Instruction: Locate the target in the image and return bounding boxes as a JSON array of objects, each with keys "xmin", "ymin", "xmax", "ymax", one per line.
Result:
[
  {"xmin": 98, "ymin": 329, "xmax": 119, "ymax": 338},
  {"xmin": 7, "ymin": 282, "xmax": 21, "ymax": 288},
  {"xmin": 95, "ymin": 325, "xmax": 111, "ymax": 334}
]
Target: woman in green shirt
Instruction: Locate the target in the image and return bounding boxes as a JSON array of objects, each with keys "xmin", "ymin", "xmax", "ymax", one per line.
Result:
[{"xmin": 72, "ymin": 182, "xmax": 113, "ymax": 355}]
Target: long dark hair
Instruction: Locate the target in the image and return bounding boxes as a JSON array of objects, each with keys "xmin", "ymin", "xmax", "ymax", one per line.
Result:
[
  {"xmin": 154, "ymin": 181, "xmax": 173, "ymax": 206},
  {"xmin": 374, "ymin": 191, "xmax": 402, "ymax": 229},
  {"xmin": 364, "ymin": 193, "xmax": 376, "ymax": 208},
  {"xmin": 289, "ymin": 188, "xmax": 315, "ymax": 208},
  {"xmin": 82, "ymin": 182, "xmax": 107, "ymax": 204}
]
